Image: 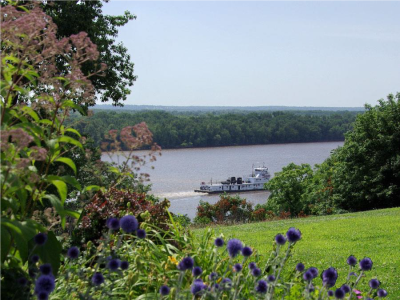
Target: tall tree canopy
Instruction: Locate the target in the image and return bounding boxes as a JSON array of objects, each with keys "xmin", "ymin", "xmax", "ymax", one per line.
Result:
[{"xmin": 44, "ymin": 0, "xmax": 136, "ymax": 106}]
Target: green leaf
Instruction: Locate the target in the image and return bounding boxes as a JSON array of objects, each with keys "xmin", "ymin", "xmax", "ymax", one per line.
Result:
[
  {"xmin": 64, "ymin": 209, "xmax": 80, "ymax": 219},
  {"xmin": 61, "ymin": 100, "xmax": 86, "ymax": 116},
  {"xmin": 1, "ymin": 225, "xmax": 11, "ymax": 263},
  {"xmin": 61, "ymin": 175, "xmax": 81, "ymax": 190},
  {"xmin": 31, "ymin": 231, "xmax": 62, "ymax": 275},
  {"xmin": 65, "ymin": 128, "xmax": 81, "ymax": 137},
  {"xmin": 58, "ymin": 136, "xmax": 83, "ymax": 150},
  {"xmin": 46, "ymin": 176, "xmax": 67, "ymax": 203},
  {"xmin": 108, "ymin": 166, "xmax": 120, "ymax": 174},
  {"xmin": 83, "ymin": 185, "xmax": 101, "ymax": 192},
  {"xmin": 55, "ymin": 157, "xmax": 77, "ymax": 174},
  {"xmin": 43, "ymin": 194, "xmax": 63, "ymax": 215}
]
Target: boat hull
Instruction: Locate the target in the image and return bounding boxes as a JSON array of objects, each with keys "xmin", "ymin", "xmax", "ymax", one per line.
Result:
[{"xmin": 194, "ymin": 187, "xmax": 266, "ymax": 194}]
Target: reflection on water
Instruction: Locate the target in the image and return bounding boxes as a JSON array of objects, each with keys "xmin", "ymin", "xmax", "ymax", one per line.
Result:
[{"xmin": 102, "ymin": 141, "xmax": 343, "ymax": 219}]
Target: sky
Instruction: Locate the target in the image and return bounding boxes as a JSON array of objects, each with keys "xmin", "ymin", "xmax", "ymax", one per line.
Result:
[{"xmin": 102, "ymin": 1, "xmax": 400, "ymax": 107}]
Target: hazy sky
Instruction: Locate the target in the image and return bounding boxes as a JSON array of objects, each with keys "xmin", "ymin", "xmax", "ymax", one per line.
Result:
[{"xmin": 102, "ymin": 1, "xmax": 400, "ymax": 107}]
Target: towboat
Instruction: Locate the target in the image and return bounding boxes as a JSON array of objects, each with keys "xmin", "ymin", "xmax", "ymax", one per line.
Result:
[{"xmin": 194, "ymin": 166, "xmax": 271, "ymax": 194}]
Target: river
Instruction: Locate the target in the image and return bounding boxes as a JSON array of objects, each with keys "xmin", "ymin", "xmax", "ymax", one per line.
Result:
[{"xmin": 102, "ymin": 141, "xmax": 343, "ymax": 219}]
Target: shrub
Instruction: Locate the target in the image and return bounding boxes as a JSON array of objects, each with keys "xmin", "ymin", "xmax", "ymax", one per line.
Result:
[
  {"xmin": 195, "ymin": 194, "xmax": 254, "ymax": 225},
  {"xmin": 74, "ymin": 188, "xmax": 171, "ymax": 243}
]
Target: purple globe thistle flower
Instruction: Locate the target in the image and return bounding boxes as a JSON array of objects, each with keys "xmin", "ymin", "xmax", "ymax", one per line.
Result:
[
  {"xmin": 227, "ymin": 239, "xmax": 243, "ymax": 258},
  {"xmin": 192, "ymin": 266, "xmax": 203, "ymax": 277},
  {"xmin": 341, "ymin": 284, "xmax": 351, "ymax": 294},
  {"xmin": 296, "ymin": 262, "xmax": 305, "ymax": 272},
  {"xmin": 322, "ymin": 267, "xmax": 338, "ymax": 288},
  {"xmin": 334, "ymin": 288, "xmax": 345, "ymax": 299},
  {"xmin": 120, "ymin": 261, "xmax": 129, "ymax": 270},
  {"xmin": 249, "ymin": 262, "xmax": 257, "ymax": 270},
  {"xmin": 106, "ymin": 218, "xmax": 120, "ymax": 230},
  {"xmin": 234, "ymin": 263, "xmax": 242, "ymax": 272},
  {"xmin": 349, "ymin": 272, "xmax": 357, "ymax": 277},
  {"xmin": 307, "ymin": 284, "xmax": 315, "ymax": 293},
  {"xmin": 308, "ymin": 267, "xmax": 319, "ymax": 278},
  {"xmin": 252, "ymin": 268, "xmax": 261, "ymax": 277},
  {"xmin": 39, "ymin": 264, "xmax": 52, "ymax": 276},
  {"xmin": 31, "ymin": 255, "xmax": 40, "ymax": 263},
  {"xmin": 347, "ymin": 255, "xmax": 357, "ymax": 266},
  {"xmin": 107, "ymin": 259, "xmax": 121, "ymax": 271},
  {"xmin": 359, "ymin": 257, "xmax": 373, "ymax": 271},
  {"xmin": 67, "ymin": 246, "xmax": 80, "ymax": 259},
  {"xmin": 221, "ymin": 278, "xmax": 232, "ymax": 287},
  {"xmin": 17, "ymin": 277, "xmax": 28, "ymax": 286},
  {"xmin": 159, "ymin": 285, "xmax": 170, "ymax": 296},
  {"xmin": 256, "ymin": 280, "xmax": 268, "ymax": 293},
  {"xmin": 377, "ymin": 289, "xmax": 388, "ymax": 297},
  {"xmin": 214, "ymin": 283, "xmax": 220, "ymax": 290},
  {"xmin": 303, "ymin": 271, "xmax": 313, "ymax": 281},
  {"xmin": 286, "ymin": 227, "xmax": 301, "ymax": 243},
  {"xmin": 275, "ymin": 234, "xmax": 287, "ymax": 245},
  {"xmin": 191, "ymin": 280, "xmax": 206, "ymax": 295},
  {"xmin": 91, "ymin": 272, "xmax": 104, "ymax": 286},
  {"xmin": 242, "ymin": 246, "xmax": 253, "ymax": 257},
  {"xmin": 209, "ymin": 272, "xmax": 218, "ymax": 281},
  {"xmin": 328, "ymin": 290, "xmax": 334, "ymax": 297},
  {"xmin": 120, "ymin": 215, "xmax": 138, "ymax": 233},
  {"xmin": 34, "ymin": 275, "xmax": 55, "ymax": 295},
  {"xmin": 268, "ymin": 275, "xmax": 276, "ymax": 282},
  {"xmin": 37, "ymin": 292, "xmax": 49, "ymax": 300},
  {"xmin": 178, "ymin": 256, "xmax": 194, "ymax": 271},
  {"xmin": 136, "ymin": 229, "xmax": 146, "ymax": 239},
  {"xmin": 214, "ymin": 237, "xmax": 224, "ymax": 247},
  {"xmin": 34, "ymin": 233, "xmax": 47, "ymax": 246},
  {"xmin": 369, "ymin": 279, "xmax": 380, "ymax": 289}
]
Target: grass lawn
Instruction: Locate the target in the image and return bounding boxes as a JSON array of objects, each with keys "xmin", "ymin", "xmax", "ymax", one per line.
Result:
[{"xmin": 194, "ymin": 207, "xmax": 400, "ymax": 299}]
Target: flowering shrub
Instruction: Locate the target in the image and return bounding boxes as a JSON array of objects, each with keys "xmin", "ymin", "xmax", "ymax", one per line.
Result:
[
  {"xmin": 74, "ymin": 188, "xmax": 171, "ymax": 243},
  {"xmin": 195, "ymin": 194, "xmax": 254, "ymax": 225}
]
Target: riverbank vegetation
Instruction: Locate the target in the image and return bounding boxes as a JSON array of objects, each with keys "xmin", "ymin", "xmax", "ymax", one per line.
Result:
[
  {"xmin": 66, "ymin": 110, "xmax": 358, "ymax": 150},
  {"xmin": 0, "ymin": 2, "xmax": 397, "ymax": 299}
]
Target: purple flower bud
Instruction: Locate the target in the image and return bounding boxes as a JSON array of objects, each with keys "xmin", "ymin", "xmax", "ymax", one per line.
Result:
[
  {"xmin": 234, "ymin": 263, "xmax": 242, "ymax": 272},
  {"xmin": 209, "ymin": 272, "xmax": 218, "ymax": 281},
  {"xmin": 91, "ymin": 272, "xmax": 104, "ymax": 285},
  {"xmin": 334, "ymin": 288, "xmax": 345, "ymax": 299},
  {"xmin": 275, "ymin": 234, "xmax": 287, "ymax": 245},
  {"xmin": 34, "ymin": 233, "xmax": 47, "ymax": 246},
  {"xmin": 159, "ymin": 285, "xmax": 170, "ymax": 296},
  {"xmin": 256, "ymin": 280, "xmax": 268, "ymax": 293},
  {"xmin": 242, "ymin": 246, "xmax": 253, "ymax": 257},
  {"xmin": 31, "ymin": 255, "xmax": 40, "ymax": 263},
  {"xmin": 120, "ymin": 215, "xmax": 138, "ymax": 233},
  {"xmin": 296, "ymin": 262, "xmax": 305, "ymax": 272},
  {"xmin": 192, "ymin": 266, "xmax": 203, "ymax": 277},
  {"xmin": 106, "ymin": 218, "xmax": 120, "ymax": 230},
  {"xmin": 120, "ymin": 261, "xmax": 129, "ymax": 270},
  {"xmin": 286, "ymin": 227, "xmax": 301, "ymax": 243},
  {"xmin": 136, "ymin": 229, "xmax": 146, "ymax": 239},
  {"xmin": 178, "ymin": 257, "xmax": 194, "ymax": 271},
  {"xmin": 67, "ymin": 246, "xmax": 79, "ymax": 259},
  {"xmin": 248, "ymin": 262, "xmax": 257, "ymax": 270},
  {"xmin": 327, "ymin": 290, "xmax": 334, "ymax": 297},
  {"xmin": 377, "ymin": 289, "xmax": 388, "ymax": 298},
  {"xmin": 359, "ymin": 257, "xmax": 373, "ymax": 271},
  {"xmin": 227, "ymin": 239, "xmax": 243, "ymax": 258},
  {"xmin": 39, "ymin": 264, "xmax": 52, "ymax": 275},
  {"xmin": 267, "ymin": 275, "xmax": 275, "ymax": 282},
  {"xmin": 341, "ymin": 284, "xmax": 351, "ymax": 294},
  {"xmin": 252, "ymin": 268, "xmax": 261, "ymax": 277},
  {"xmin": 107, "ymin": 259, "xmax": 120, "ymax": 271},
  {"xmin": 214, "ymin": 237, "xmax": 224, "ymax": 247},
  {"xmin": 347, "ymin": 255, "xmax": 357, "ymax": 266},
  {"xmin": 369, "ymin": 279, "xmax": 380, "ymax": 289}
]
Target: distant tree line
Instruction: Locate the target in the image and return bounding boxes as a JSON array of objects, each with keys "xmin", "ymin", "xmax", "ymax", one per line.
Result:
[{"xmin": 66, "ymin": 110, "xmax": 358, "ymax": 150}]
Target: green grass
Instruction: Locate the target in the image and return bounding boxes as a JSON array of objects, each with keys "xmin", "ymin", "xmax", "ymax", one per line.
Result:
[{"xmin": 194, "ymin": 208, "xmax": 400, "ymax": 299}]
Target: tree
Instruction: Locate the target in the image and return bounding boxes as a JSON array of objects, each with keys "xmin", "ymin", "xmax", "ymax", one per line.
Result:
[
  {"xmin": 43, "ymin": 0, "xmax": 136, "ymax": 107},
  {"xmin": 264, "ymin": 163, "xmax": 313, "ymax": 216},
  {"xmin": 332, "ymin": 93, "xmax": 400, "ymax": 211}
]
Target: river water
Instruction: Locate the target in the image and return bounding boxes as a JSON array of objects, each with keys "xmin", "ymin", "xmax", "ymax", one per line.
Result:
[{"xmin": 102, "ymin": 141, "xmax": 343, "ymax": 219}]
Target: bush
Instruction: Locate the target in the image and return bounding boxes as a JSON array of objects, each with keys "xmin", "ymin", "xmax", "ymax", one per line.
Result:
[
  {"xmin": 194, "ymin": 194, "xmax": 254, "ymax": 225},
  {"xmin": 74, "ymin": 188, "xmax": 171, "ymax": 243}
]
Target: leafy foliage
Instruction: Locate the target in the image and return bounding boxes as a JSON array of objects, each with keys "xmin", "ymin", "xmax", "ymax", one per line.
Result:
[
  {"xmin": 67, "ymin": 110, "xmax": 357, "ymax": 149},
  {"xmin": 195, "ymin": 194, "xmax": 255, "ymax": 225},
  {"xmin": 74, "ymin": 188, "xmax": 171, "ymax": 243}
]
